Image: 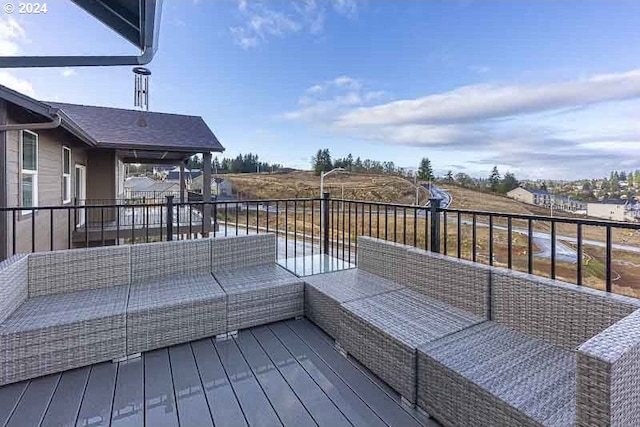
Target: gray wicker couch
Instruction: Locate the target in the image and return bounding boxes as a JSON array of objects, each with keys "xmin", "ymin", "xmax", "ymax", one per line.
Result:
[
  {"xmin": 303, "ymin": 235, "xmax": 640, "ymax": 426},
  {"xmin": 0, "ymin": 246, "xmax": 130, "ymax": 386},
  {"xmin": 211, "ymin": 234, "xmax": 304, "ymax": 332},
  {"xmin": 304, "ymin": 237, "xmax": 491, "ymax": 404},
  {"xmin": 0, "ymin": 233, "xmax": 295, "ymax": 386},
  {"xmin": 417, "ymin": 268, "xmax": 640, "ymax": 427}
]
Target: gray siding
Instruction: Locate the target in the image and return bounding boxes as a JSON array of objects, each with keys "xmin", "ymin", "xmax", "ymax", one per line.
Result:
[{"xmin": 2, "ymin": 108, "xmax": 115, "ymax": 256}]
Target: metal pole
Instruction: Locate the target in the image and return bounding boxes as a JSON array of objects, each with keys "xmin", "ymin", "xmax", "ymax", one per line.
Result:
[
  {"xmin": 166, "ymin": 195, "xmax": 174, "ymax": 241},
  {"xmin": 430, "ymin": 198, "xmax": 441, "ymax": 253},
  {"xmin": 323, "ymin": 192, "xmax": 330, "ymax": 255}
]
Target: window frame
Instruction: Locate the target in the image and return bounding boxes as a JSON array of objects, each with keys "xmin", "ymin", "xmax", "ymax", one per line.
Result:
[
  {"xmin": 62, "ymin": 146, "xmax": 72, "ymax": 204},
  {"xmin": 20, "ymin": 129, "xmax": 39, "ymax": 215}
]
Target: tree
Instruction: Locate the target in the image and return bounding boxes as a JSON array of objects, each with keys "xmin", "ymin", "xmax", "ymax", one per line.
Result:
[
  {"xmin": 445, "ymin": 170, "xmax": 454, "ymax": 182},
  {"xmin": 498, "ymin": 172, "xmax": 519, "ymax": 194},
  {"xmin": 312, "ymin": 149, "xmax": 333, "ymax": 175},
  {"xmin": 417, "ymin": 157, "xmax": 434, "ymax": 181},
  {"xmin": 455, "ymin": 172, "xmax": 473, "ymax": 187},
  {"xmin": 488, "ymin": 166, "xmax": 501, "ymax": 192}
]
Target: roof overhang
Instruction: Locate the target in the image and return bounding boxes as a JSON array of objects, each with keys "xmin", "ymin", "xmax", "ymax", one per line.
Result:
[{"xmin": 0, "ymin": 0, "xmax": 162, "ymax": 68}]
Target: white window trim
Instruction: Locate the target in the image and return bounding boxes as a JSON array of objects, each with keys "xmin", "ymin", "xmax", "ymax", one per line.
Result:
[
  {"xmin": 20, "ymin": 130, "xmax": 38, "ymax": 215},
  {"xmin": 62, "ymin": 146, "xmax": 72, "ymax": 204}
]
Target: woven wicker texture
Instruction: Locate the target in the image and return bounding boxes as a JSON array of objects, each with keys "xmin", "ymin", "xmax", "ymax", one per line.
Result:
[
  {"xmin": 0, "ymin": 255, "xmax": 27, "ymax": 324},
  {"xmin": 211, "ymin": 234, "xmax": 276, "ymax": 272},
  {"xmin": 215, "ymin": 264, "xmax": 303, "ymax": 331},
  {"xmin": 341, "ymin": 288, "xmax": 483, "ymax": 403},
  {"xmin": 131, "ymin": 239, "xmax": 211, "ymax": 284},
  {"xmin": 304, "ymin": 269, "xmax": 402, "ymax": 339},
  {"xmin": 577, "ymin": 309, "xmax": 640, "ymax": 427},
  {"xmin": 356, "ymin": 236, "xmax": 410, "ymax": 284},
  {"xmin": 492, "ymin": 268, "xmax": 640, "ymax": 351},
  {"xmin": 28, "ymin": 246, "xmax": 130, "ymax": 297},
  {"xmin": 127, "ymin": 275, "xmax": 227, "ymax": 354},
  {"xmin": 406, "ymin": 248, "xmax": 491, "ymax": 318},
  {"xmin": 418, "ymin": 321, "xmax": 576, "ymax": 427},
  {"xmin": 0, "ymin": 285, "xmax": 128, "ymax": 385}
]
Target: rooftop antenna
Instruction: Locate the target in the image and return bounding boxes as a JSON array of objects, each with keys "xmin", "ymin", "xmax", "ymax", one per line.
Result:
[{"xmin": 133, "ymin": 66, "xmax": 151, "ymax": 127}]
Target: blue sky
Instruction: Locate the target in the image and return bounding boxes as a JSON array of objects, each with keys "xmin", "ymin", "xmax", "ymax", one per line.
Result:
[{"xmin": 3, "ymin": 0, "xmax": 640, "ymax": 179}]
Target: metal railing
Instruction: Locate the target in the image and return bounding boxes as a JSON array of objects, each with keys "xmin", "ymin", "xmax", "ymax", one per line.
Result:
[{"xmin": 2, "ymin": 194, "xmax": 640, "ymax": 298}]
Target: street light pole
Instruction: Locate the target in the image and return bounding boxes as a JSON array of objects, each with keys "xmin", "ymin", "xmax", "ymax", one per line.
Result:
[{"xmin": 320, "ymin": 168, "xmax": 346, "ymax": 254}]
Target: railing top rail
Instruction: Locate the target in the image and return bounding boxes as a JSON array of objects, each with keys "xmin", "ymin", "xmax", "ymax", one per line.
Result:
[{"xmin": 443, "ymin": 207, "xmax": 640, "ymax": 229}]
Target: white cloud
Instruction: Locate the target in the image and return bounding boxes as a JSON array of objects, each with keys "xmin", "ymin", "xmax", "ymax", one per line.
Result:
[
  {"xmin": 0, "ymin": 17, "xmax": 24, "ymax": 56},
  {"xmin": 332, "ymin": 0, "xmax": 358, "ymax": 18},
  {"xmin": 337, "ymin": 68, "xmax": 640, "ymax": 128},
  {"xmin": 0, "ymin": 71, "xmax": 34, "ymax": 96},
  {"xmin": 61, "ymin": 68, "xmax": 76, "ymax": 78},
  {"xmin": 282, "ymin": 76, "xmax": 388, "ymax": 121},
  {"xmin": 230, "ymin": 0, "xmax": 355, "ymax": 48}
]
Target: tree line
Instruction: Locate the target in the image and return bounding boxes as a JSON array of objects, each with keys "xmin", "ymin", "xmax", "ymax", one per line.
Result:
[
  {"xmin": 187, "ymin": 153, "xmax": 283, "ymax": 174},
  {"xmin": 312, "ymin": 149, "xmax": 520, "ymax": 195}
]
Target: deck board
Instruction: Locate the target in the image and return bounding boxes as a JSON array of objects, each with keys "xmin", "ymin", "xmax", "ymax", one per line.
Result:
[
  {"xmin": 111, "ymin": 358, "xmax": 144, "ymax": 427},
  {"xmin": 41, "ymin": 367, "xmax": 90, "ymax": 427},
  {"xmin": 287, "ymin": 319, "xmax": 426, "ymax": 427},
  {"xmin": 168, "ymin": 344, "xmax": 214, "ymax": 427},
  {"xmin": 214, "ymin": 338, "xmax": 283, "ymax": 427},
  {"xmin": 5, "ymin": 374, "xmax": 59, "ymax": 427},
  {"xmin": 0, "ymin": 319, "xmax": 435, "ymax": 427},
  {"xmin": 235, "ymin": 330, "xmax": 316, "ymax": 427},
  {"xmin": 143, "ymin": 349, "xmax": 178, "ymax": 427},
  {"xmin": 75, "ymin": 363, "xmax": 117, "ymax": 427},
  {"xmin": 268, "ymin": 322, "xmax": 389, "ymax": 427},
  {"xmin": 252, "ymin": 327, "xmax": 352, "ymax": 427},
  {"xmin": 191, "ymin": 339, "xmax": 248, "ymax": 427},
  {"xmin": 0, "ymin": 381, "xmax": 27, "ymax": 426}
]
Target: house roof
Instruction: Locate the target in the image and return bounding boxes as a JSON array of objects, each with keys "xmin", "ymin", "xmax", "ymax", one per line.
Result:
[
  {"xmin": 46, "ymin": 102, "xmax": 224, "ymax": 153},
  {"xmin": 529, "ymin": 188, "xmax": 550, "ymax": 196},
  {"xmin": 0, "ymin": 84, "xmax": 224, "ymax": 161},
  {"xmin": 166, "ymin": 168, "xmax": 202, "ymax": 181}
]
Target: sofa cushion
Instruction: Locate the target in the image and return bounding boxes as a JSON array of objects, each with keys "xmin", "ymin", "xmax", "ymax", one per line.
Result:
[
  {"xmin": 304, "ymin": 269, "xmax": 402, "ymax": 339},
  {"xmin": 406, "ymin": 248, "xmax": 491, "ymax": 318},
  {"xmin": 127, "ymin": 274, "xmax": 226, "ymax": 354},
  {"xmin": 131, "ymin": 239, "xmax": 211, "ymax": 284},
  {"xmin": 492, "ymin": 268, "xmax": 640, "ymax": 351},
  {"xmin": 211, "ymin": 234, "xmax": 276, "ymax": 272},
  {"xmin": 214, "ymin": 264, "xmax": 303, "ymax": 331},
  {"xmin": 341, "ymin": 288, "xmax": 483, "ymax": 403},
  {"xmin": 0, "ymin": 255, "xmax": 27, "ymax": 324},
  {"xmin": 28, "ymin": 246, "xmax": 129, "ymax": 297},
  {"xmin": 418, "ymin": 321, "xmax": 576, "ymax": 427},
  {"xmin": 0, "ymin": 285, "xmax": 128, "ymax": 385}
]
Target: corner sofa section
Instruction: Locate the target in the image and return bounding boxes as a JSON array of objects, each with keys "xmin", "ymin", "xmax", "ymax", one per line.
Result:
[{"xmin": 0, "ymin": 233, "xmax": 293, "ymax": 387}]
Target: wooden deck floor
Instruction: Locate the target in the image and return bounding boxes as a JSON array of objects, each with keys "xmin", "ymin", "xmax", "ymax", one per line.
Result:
[{"xmin": 0, "ymin": 319, "xmax": 437, "ymax": 427}]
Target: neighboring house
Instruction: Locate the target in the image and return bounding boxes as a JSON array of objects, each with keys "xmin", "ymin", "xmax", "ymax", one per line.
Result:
[
  {"xmin": 191, "ymin": 176, "xmax": 233, "ymax": 196},
  {"xmin": 507, "ymin": 187, "xmax": 551, "ymax": 207},
  {"xmin": 588, "ymin": 200, "xmax": 640, "ymax": 222},
  {"xmin": 165, "ymin": 167, "xmax": 202, "ymax": 183},
  {"xmin": 123, "ymin": 176, "xmax": 179, "ymax": 200},
  {"xmin": 0, "ymin": 85, "xmax": 224, "ymax": 259},
  {"xmin": 551, "ymin": 195, "xmax": 587, "ymax": 213}
]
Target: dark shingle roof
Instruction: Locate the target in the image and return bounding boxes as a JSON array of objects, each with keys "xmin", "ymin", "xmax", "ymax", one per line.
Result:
[{"xmin": 46, "ymin": 102, "xmax": 224, "ymax": 152}]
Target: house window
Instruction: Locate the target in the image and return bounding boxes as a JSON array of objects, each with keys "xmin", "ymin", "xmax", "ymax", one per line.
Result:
[
  {"xmin": 62, "ymin": 146, "xmax": 71, "ymax": 203},
  {"xmin": 20, "ymin": 130, "xmax": 38, "ymax": 211}
]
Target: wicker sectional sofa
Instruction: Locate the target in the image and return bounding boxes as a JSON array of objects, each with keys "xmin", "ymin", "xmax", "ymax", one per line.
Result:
[
  {"xmin": 0, "ymin": 233, "xmax": 299, "ymax": 386},
  {"xmin": 304, "ymin": 236, "xmax": 640, "ymax": 426}
]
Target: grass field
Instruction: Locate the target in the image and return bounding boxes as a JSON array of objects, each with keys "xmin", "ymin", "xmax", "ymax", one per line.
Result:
[{"xmin": 213, "ymin": 172, "xmax": 640, "ymax": 298}]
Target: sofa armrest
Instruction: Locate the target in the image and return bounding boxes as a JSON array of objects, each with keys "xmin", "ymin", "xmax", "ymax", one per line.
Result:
[
  {"xmin": 577, "ymin": 309, "xmax": 640, "ymax": 427},
  {"xmin": 0, "ymin": 254, "xmax": 28, "ymax": 323}
]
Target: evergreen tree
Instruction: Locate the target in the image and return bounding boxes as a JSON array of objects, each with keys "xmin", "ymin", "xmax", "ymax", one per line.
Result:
[
  {"xmin": 312, "ymin": 149, "xmax": 333, "ymax": 175},
  {"xmin": 498, "ymin": 172, "xmax": 519, "ymax": 194},
  {"xmin": 417, "ymin": 157, "xmax": 434, "ymax": 181},
  {"xmin": 445, "ymin": 170, "xmax": 454, "ymax": 182},
  {"xmin": 488, "ymin": 166, "xmax": 501, "ymax": 192}
]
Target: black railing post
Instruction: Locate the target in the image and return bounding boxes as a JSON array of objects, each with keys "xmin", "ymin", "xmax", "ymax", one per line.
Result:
[
  {"xmin": 166, "ymin": 195, "xmax": 174, "ymax": 241},
  {"xmin": 323, "ymin": 192, "xmax": 330, "ymax": 255},
  {"xmin": 430, "ymin": 198, "xmax": 441, "ymax": 253}
]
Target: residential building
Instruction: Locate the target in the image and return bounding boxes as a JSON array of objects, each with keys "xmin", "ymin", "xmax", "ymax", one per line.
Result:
[
  {"xmin": 507, "ymin": 187, "xmax": 552, "ymax": 207},
  {"xmin": 191, "ymin": 175, "xmax": 233, "ymax": 196},
  {"xmin": 0, "ymin": 85, "xmax": 224, "ymax": 259},
  {"xmin": 587, "ymin": 199, "xmax": 640, "ymax": 222}
]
